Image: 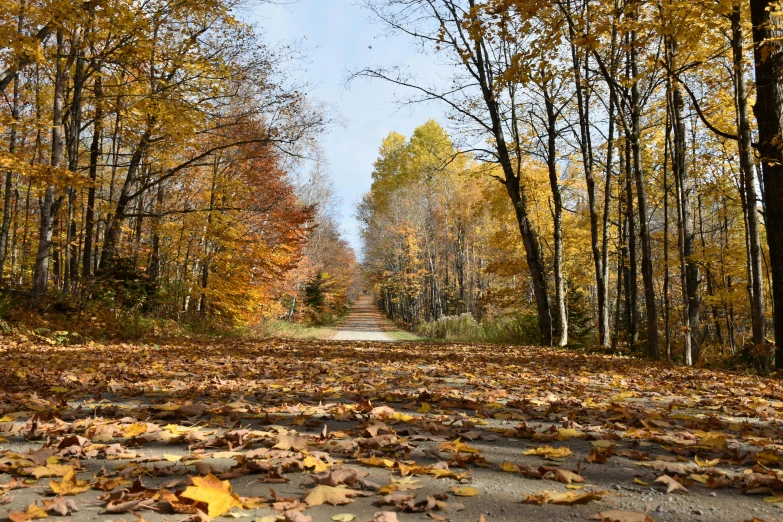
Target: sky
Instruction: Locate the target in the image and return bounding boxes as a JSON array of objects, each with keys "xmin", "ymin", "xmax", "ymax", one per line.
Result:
[{"xmin": 247, "ymin": 0, "xmax": 448, "ymax": 257}]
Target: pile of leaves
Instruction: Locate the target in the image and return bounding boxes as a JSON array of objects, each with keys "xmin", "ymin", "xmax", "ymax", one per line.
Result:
[{"xmin": 1, "ymin": 337, "xmax": 782, "ymax": 521}]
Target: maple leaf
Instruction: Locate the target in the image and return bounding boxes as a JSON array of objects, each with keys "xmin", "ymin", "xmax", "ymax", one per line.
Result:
[
  {"xmin": 438, "ymin": 439, "xmax": 481, "ymax": 454},
  {"xmin": 654, "ymin": 475, "xmax": 689, "ymax": 494},
  {"xmin": 49, "ymin": 469, "xmax": 91, "ymax": 495},
  {"xmin": 523, "ymin": 446, "xmax": 573, "ymax": 458},
  {"xmin": 273, "ymin": 434, "xmax": 309, "ymax": 451},
  {"xmin": 358, "ymin": 455, "xmax": 396, "ymax": 468},
  {"xmin": 449, "ymin": 486, "xmax": 479, "ymax": 497},
  {"xmin": 551, "ymin": 468, "xmax": 585, "ymax": 485},
  {"xmin": 499, "ymin": 462, "xmax": 520, "ymax": 472},
  {"xmin": 522, "ymin": 490, "xmax": 608, "ymax": 505},
  {"xmin": 302, "ymin": 455, "xmax": 331, "ymax": 472},
  {"xmin": 180, "ymin": 473, "xmax": 243, "ymax": 517},
  {"xmin": 8, "ymin": 503, "xmax": 48, "ymax": 522},
  {"xmin": 28, "ymin": 464, "xmax": 74, "ymax": 479},
  {"xmin": 43, "ymin": 497, "xmax": 79, "ymax": 516},
  {"xmin": 554, "ymin": 428, "xmax": 584, "ymax": 441},
  {"xmin": 303, "ymin": 485, "xmax": 358, "ymax": 507}
]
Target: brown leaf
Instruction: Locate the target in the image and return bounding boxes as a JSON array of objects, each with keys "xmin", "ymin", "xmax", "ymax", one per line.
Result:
[
  {"xmin": 521, "ymin": 490, "xmax": 608, "ymax": 505},
  {"xmin": 654, "ymin": 475, "xmax": 688, "ymax": 494},
  {"xmin": 588, "ymin": 511, "xmax": 654, "ymax": 522},
  {"xmin": 303, "ymin": 485, "xmax": 358, "ymax": 507},
  {"xmin": 43, "ymin": 497, "xmax": 79, "ymax": 516}
]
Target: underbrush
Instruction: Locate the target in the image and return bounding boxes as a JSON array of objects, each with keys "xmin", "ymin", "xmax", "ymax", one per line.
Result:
[
  {"xmin": 259, "ymin": 320, "xmax": 336, "ymax": 340},
  {"xmin": 414, "ymin": 312, "xmax": 542, "ymax": 345}
]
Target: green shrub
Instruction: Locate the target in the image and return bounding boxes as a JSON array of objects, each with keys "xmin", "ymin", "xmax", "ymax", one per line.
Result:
[{"xmin": 414, "ymin": 312, "xmax": 541, "ymax": 345}]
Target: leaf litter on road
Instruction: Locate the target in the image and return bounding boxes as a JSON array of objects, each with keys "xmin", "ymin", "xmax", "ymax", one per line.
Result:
[{"xmin": 2, "ymin": 339, "xmax": 783, "ymax": 520}]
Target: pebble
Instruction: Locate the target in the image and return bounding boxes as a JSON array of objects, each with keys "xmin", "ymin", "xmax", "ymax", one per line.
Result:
[{"xmin": 693, "ymin": 509, "xmax": 704, "ymax": 516}]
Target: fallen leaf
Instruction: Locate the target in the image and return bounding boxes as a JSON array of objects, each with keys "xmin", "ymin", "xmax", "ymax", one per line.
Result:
[
  {"xmin": 523, "ymin": 446, "xmax": 572, "ymax": 459},
  {"xmin": 588, "ymin": 510, "xmax": 654, "ymax": 522},
  {"xmin": 49, "ymin": 470, "xmax": 90, "ymax": 495},
  {"xmin": 303, "ymin": 485, "xmax": 358, "ymax": 507},
  {"xmin": 43, "ymin": 497, "xmax": 79, "ymax": 516},
  {"xmin": 330, "ymin": 515, "xmax": 356, "ymax": 522},
  {"xmin": 449, "ymin": 486, "xmax": 479, "ymax": 497},
  {"xmin": 8, "ymin": 503, "xmax": 48, "ymax": 522},
  {"xmin": 654, "ymin": 475, "xmax": 688, "ymax": 494},
  {"xmin": 180, "ymin": 473, "xmax": 243, "ymax": 517},
  {"xmin": 521, "ymin": 490, "xmax": 608, "ymax": 505}
]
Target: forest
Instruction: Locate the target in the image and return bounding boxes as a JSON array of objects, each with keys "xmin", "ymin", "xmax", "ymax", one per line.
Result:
[
  {"xmin": 0, "ymin": 0, "xmax": 356, "ymax": 334},
  {"xmin": 4, "ymin": 2, "xmax": 783, "ymax": 522},
  {"xmin": 357, "ymin": 0, "xmax": 783, "ymax": 370}
]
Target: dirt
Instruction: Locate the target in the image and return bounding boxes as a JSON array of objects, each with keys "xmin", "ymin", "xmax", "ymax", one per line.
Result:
[
  {"xmin": 1, "ymin": 324, "xmax": 782, "ymax": 522},
  {"xmin": 332, "ymin": 296, "xmax": 398, "ymax": 342}
]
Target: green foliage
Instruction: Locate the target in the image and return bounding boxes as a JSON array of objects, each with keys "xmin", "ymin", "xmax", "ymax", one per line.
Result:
[
  {"xmin": 415, "ymin": 312, "xmax": 542, "ymax": 345},
  {"xmin": 566, "ymin": 282, "xmax": 596, "ymax": 348},
  {"xmin": 259, "ymin": 320, "xmax": 336, "ymax": 340}
]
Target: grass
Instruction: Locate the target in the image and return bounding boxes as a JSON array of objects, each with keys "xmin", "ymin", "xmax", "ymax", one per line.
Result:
[
  {"xmin": 413, "ymin": 312, "xmax": 542, "ymax": 345},
  {"xmin": 385, "ymin": 329, "xmax": 424, "ymax": 341},
  {"xmin": 260, "ymin": 320, "xmax": 337, "ymax": 340}
]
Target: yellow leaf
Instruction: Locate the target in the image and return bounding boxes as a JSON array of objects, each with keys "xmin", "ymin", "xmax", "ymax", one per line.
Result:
[
  {"xmin": 500, "ymin": 462, "xmax": 520, "ymax": 473},
  {"xmin": 164, "ymin": 454, "xmax": 182, "ymax": 462},
  {"xmin": 302, "ymin": 455, "xmax": 331, "ymax": 472},
  {"xmin": 439, "ymin": 439, "xmax": 481, "ymax": 454},
  {"xmin": 180, "ymin": 473, "xmax": 242, "ymax": 517},
  {"xmin": 449, "ymin": 486, "xmax": 479, "ymax": 497},
  {"xmin": 522, "ymin": 490, "xmax": 608, "ymax": 505},
  {"xmin": 523, "ymin": 446, "xmax": 573, "ymax": 459},
  {"xmin": 331, "ymin": 515, "xmax": 356, "ymax": 522},
  {"xmin": 49, "ymin": 469, "xmax": 91, "ymax": 495},
  {"xmin": 123, "ymin": 422, "xmax": 148, "ymax": 438},
  {"xmin": 8, "ymin": 502, "xmax": 48, "ymax": 522},
  {"xmin": 694, "ymin": 456, "xmax": 720, "ymax": 467},
  {"xmin": 391, "ymin": 412, "xmax": 414, "ymax": 422},
  {"xmin": 29, "ymin": 464, "xmax": 73, "ymax": 479},
  {"xmin": 417, "ymin": 403, "xmax": 432, "ymax": 413},
  {"xmin": 698, "ymin": 432, "xmax": 727, "ymax": 448},
  {"xmin": 555, "ymin": 428, "xmax": 584, "ymax": 441},
  {"xmin": 358, "ymin": 456, "xmax": 395, "ymax": 468}
]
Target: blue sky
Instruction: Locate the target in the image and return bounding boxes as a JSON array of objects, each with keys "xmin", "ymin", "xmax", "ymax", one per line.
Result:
[{"xmin": 248, "ymin": 0, "xmax": 448, "ymax": 256}]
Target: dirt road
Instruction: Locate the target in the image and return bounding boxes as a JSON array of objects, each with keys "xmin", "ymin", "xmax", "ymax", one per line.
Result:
[
  {"xmin": 333, "ymin": 295, "xmax": 397, "ymax": 341},
  {"xmin": 1, "ymin": 336, "xmax": 781, "ymax": 522}
]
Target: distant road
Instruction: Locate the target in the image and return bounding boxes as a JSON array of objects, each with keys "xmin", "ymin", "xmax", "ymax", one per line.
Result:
[{"xmin": 332, "ymin": 295, "xmax": 397, "ymax": 341}]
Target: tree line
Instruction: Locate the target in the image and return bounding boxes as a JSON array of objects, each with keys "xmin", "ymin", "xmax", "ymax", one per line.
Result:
[
  {"xmin": 358, "ymin": 0, "xmax": 783, "ymax": 367},
  {"xmin": 0, "ymin": 0, "xmax": 354, "ymax": 326}
]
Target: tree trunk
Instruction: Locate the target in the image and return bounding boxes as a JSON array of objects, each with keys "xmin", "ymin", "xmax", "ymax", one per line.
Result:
[
  {"xmin": 83, "ymin": 73, "xmax": 101, "ymax": 279},
  {"xmin": 543, "ymin": 89, "xmax": 567, "ymax": 346},
  {"xmin": 672, "ymin": 80, "xmax": 699, "ymax": 365},
  {"xmin": 32, "ymin": 30, "xmax": 67, "ymax": 306},
  {"xmin": 749, "ymin": 0, "xmax": 783, "ymax": 366},
  {"xmin": 624, "ymin": 140, "xmax": 639, "ymax": 344},
  {"xmin": 732, "ymin": 2, "xmax": 766, "ymax": 350},
  {"xmin": 631, "ymin": 25, "xmax": 659, "ymax": 359},
  {"xmin": 568, "ymin": 15, "xmax": 607, "ymax": 346},
  {"xmin": 100, "ymin": 131, "xmax": 150, "ymax": 266},
  {"xmin": 0, "ymin": 71, "xmax": 20, "ymax": 282}
]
